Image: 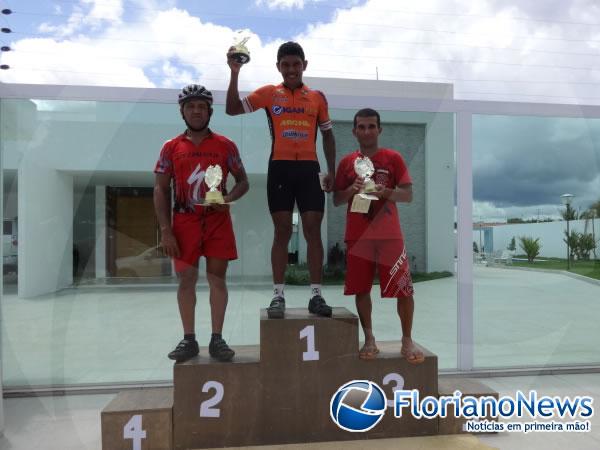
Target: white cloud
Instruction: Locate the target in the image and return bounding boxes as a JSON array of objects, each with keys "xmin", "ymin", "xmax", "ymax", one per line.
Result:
[
  {"xmin": 38, "ymin": 0, "xmax": 124, "ymax": 37},
  {"xmin": 83, "ymin": 0, "xmax": 124, "ymax": 23},
  {"xmin": 255, "ymin": 0, "xmax": 321, "ymax": 10},
  {"xmin": 1, "ymin": 0, "xmax": 600, "ymax": 105}
]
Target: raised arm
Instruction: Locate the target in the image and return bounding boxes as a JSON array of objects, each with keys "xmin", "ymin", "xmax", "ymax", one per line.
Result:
[{"xmin": 226, "ymin": 47, "xmax": 245, "ymax": 116}]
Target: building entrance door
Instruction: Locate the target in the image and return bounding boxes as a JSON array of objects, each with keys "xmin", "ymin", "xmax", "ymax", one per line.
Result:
[{"xmin": 107, "ymin": 187, "xmax": 171, "ymax": 278}]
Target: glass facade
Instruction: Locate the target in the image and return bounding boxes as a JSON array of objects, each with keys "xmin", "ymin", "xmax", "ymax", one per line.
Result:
[
  {"xmin": 1, "ymin": 93, "xmax": 457, "ymax": 387},
  {"xmin": 472, "ymin": 114, "xmax": 600, "ymax": 368}
]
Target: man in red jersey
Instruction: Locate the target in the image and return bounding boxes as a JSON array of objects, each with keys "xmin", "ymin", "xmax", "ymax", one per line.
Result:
[
  {"xmin": 333, "ymin": 108, "xmax": 424, "ymax": 364},
  {"xmin": 226, "ymin": 41, "xmax": 336, "ymax": 320},
  {"xmin": 154, "ymin": 84, "xmax": 249, "ymax": 362}
]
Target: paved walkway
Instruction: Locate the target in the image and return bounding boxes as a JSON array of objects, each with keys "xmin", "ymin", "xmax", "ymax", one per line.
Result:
[{"xmin": 1, "ymin": 266, "xmax": 599, "ymax": 386}]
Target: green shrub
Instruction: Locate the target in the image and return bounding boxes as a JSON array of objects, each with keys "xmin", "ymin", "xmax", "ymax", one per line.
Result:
[{"xmin": 519, "ymin": 236, "xmax": 541, "ymax": 262}]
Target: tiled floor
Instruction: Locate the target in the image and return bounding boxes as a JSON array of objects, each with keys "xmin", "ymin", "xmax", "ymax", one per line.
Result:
[
  {"xmin": 2, "ymin": 266, "xmax": 600, "ymax": 388},
  {"xmin": 1, "ymin": 266, "xmax": 600, "ymax": 448},
  {"xmin": 1, "ymin": 374, "xmax": 599, "ymax": 450}
]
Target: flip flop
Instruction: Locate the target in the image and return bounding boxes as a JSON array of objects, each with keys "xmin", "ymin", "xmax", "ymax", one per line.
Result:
[
  {"xmin": 401, "ymin": 345, "xmax": 425, "ymax": 365},
  {"xmin": 359, "ymin": 343, "xmax": 380, "ymax": 360}
]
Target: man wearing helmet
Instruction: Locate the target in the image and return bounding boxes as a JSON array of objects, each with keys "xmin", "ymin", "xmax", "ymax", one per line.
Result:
[
  {"xmin": 154, "ymin": 84, "xmax": 249, "ymax": 362},
  {"xmin": 226, "ymin": 41, "xmax": 336, "ymax": 319}
]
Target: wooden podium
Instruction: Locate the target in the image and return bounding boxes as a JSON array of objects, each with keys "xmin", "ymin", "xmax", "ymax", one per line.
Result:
[{"xmin": 101, "ymin": 308, "xmax": 497, "ymax": 449}]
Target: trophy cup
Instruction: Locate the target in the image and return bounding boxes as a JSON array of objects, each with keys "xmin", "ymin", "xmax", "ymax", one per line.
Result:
[
  {"xmin": 354, "ymin": 156, "xmax": 377, "ymax": 194},
  {"xmin": 231, "ymin": 32, "xmax": 251, "ymax": 64},
  {"xmin": 204, "ymin": 165, "xmax": 225, "ymax": 204}
]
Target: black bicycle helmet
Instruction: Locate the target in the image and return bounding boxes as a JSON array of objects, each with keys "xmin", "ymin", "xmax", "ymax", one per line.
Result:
[{"xmin": 178, "ymin": 84, "xmax": 213, "ymax": 105}]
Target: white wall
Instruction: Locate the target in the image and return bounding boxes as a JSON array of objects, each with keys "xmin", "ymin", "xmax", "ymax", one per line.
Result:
[
  {"xmin": 477, "ymin": 219, "xmax": 600, "ymax": 258},
  {"xmin": 18, "ymin": 162, "xmax": 73, "ymax": 297}
]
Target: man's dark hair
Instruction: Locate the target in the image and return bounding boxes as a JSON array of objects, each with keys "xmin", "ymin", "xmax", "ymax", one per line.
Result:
[
  {"xmin": 353, "ymin": 108, "xmax": 381, "ymax": 128},
  {"xmin": 277, "ymin": 41, "xmax": 305, "ymax": 62}
]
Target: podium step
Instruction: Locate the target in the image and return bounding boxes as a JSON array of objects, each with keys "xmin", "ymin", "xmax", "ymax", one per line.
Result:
[
  {"xmin": 101, "ymin": 387, "xmax": 173, "ymax": 450},
  {"xmin": 438, "ymin": 378, "xmax": 499, "ymax": 435},
  {"xmin": 173, "ymin": 345, "xmax": 262, "ymax": 450},
  {"xmin": 102, "ymin": 308, "xmax": 450, "ymax": 448}
]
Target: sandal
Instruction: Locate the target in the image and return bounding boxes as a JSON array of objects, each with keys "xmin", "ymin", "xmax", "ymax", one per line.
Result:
[
  {"xmin": 401, "ymin": 341, "xmax": 425, "ymax": 365},
  {"xmin": 359, "ymin": 342, "xmax": 380, "ymax": 360}
]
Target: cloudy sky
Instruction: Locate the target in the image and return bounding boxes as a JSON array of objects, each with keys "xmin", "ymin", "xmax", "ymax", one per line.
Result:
[{"xmin": 1, "ymin": 0, "xmax": 599, "ymax": 220}]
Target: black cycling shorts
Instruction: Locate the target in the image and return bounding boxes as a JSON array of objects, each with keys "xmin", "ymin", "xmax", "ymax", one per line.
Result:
[{"xmin": 267, "ymin": 160, "xmax": 325, "ymax": 213}]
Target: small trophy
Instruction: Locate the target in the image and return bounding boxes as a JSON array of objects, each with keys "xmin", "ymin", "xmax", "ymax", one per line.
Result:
[
  {"xmin": 354, "ymin": 156, "xmax": 377, "ymax": 194},
  {"xmin": 231, "ymin": 32, "xmax": 251, "ymax": 64},
  {"xmin": 204, "ymin": 165, "xmax": 224, "ymax": 204}
]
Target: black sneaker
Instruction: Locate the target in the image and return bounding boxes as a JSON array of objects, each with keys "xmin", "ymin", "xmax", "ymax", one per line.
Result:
[
  {"xmin": 209, "ymin": 336, "xmax": 235, "ymax": 362},
  {"xmin": 168, "ymin": 339, "xmax": 199, "ymax": 362},
  {"xmin": 267, "ymin": 296, "xmax": 285, "ymax": 319},
  {"xmin": 308, "ymin": 295, "xmax": 332, "ymax": 317}
]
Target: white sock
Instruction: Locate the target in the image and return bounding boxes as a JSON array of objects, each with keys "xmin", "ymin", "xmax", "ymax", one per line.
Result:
[
  {"xmin": 310, "ymin": 284, "xmax": 322, "ymax": 297},
  {"xmin": 273, "ymin": 284, "xmax": 285, "ymax": 298}
]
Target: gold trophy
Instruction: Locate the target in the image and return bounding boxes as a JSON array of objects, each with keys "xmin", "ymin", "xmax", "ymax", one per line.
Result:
[
  {"xmin": 204, "ymin": 165, "xmax": 225, "ymax": 204},
  {"xmin": 231, "ymin": 32, "xmax": 251, "ymax": 64}
]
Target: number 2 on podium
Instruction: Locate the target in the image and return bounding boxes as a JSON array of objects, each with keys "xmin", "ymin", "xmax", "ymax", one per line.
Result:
[
  {"xmin": 299, "ymin": 325, "xmax": 320, "ymax": 361},
  {"xmin": 200, "ymin": 381, "xmax": 224, "ymax": 418}
]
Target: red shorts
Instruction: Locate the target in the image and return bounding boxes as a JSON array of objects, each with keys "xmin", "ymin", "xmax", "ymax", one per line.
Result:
[
  {"xmin": 344, "ymin": 239, "xmax": 414, "ymax": 298},
  {"xmin": 172, "ymin": 210, "xmax": 237, "ymax": 273}
]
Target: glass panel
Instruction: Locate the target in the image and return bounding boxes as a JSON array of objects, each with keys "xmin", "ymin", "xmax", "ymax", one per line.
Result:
[
  {"xmin": 473, "ymin": 114, "xmax": 600, "ymax": 368},
  {"xmin": 1, "ymin": 98, "xmax": 457, "ymax": 388}
]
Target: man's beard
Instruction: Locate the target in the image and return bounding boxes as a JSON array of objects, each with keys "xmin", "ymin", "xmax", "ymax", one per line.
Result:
[{"xmin": 183, "ymin": 116, "xmax": 210, "ymax": 132}]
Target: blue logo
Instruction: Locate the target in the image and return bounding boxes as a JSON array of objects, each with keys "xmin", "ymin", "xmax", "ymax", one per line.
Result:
[
  {"xmin": 271, "ymin": 105, "xmax": 304, "ymax": 115},
  {"xmin": 281, "ymin": 129, "xmax": 309, "ymax": 140},
  {"xmin": 330, "ymin": 380, "xmax": 387, "ymax": 432}
]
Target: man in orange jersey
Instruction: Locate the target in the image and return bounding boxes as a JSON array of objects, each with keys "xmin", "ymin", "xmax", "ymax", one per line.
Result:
[{"xmin": 226, "ymin": 41, "xmax": 336, "ymax": 319}]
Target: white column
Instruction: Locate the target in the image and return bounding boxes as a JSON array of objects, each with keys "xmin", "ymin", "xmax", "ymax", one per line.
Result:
[
  {"xmin": 18, "ymin": 162, "xmax": 73, "ymax": 297},
  {"xmin": 95, "ymin": 186, "xmax": 106, "ymax": 279},
  {"xmin": 456, "ymin": 112, "xmax": 474, "ymax": 371},
  {"xmin": 425, "ymin": 113, "xmax": 456, "ymax": 272}
]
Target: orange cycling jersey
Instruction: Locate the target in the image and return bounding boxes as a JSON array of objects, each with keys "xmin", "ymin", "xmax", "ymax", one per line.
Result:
[{"xmin": 242, "ymin": 83, "xmax": 333, "ymax": 161}]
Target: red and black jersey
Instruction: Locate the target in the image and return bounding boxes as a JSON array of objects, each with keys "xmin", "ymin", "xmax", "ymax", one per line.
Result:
[{"xmin": 154, "ymin": 130, "xmax": 244, "ymax": 213}]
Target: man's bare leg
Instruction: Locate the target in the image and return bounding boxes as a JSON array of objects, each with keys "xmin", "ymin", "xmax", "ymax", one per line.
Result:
[
  {"xmin": 206, "ymin": 257, "xmax": 234, "ymax": 361},
  {"xmin": 356, "ymin": 292, "xmax": 379, "ymax": 359},
  {"xmin": 177, "ymin": 266, "xmax": 198, "ymax": 334},
  {"xmin": 168, "ymin": 266, "xmax": 200, "ymax": 361},
  {"xmin": 206, "ymin": 257, "xmax": 229, "ymax": 334},
  {"xmin": 270, "ymin": 211, "xmax": 293, "ymax": 284},
  {"xmin": 268, "ymin": 211, "xmax": 293, "ymax": 318},
  {"xmin": 397, "ymin": 295, "xmax": 424, "ymax": 364},
  {"xmin": 300, "ymin": 210, "xmax": 324, "ymax": 284},
  {"xmin": 301, "ymin": 210, "xmax": 332, "ymax": 316}
]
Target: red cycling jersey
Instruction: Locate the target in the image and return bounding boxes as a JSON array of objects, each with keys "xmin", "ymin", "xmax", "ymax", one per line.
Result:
[
  {"xmin": 334, "ymin": 148, "xmax": 412, "ymax": 241},
  {"xmin": 242, "ymin": 83, "xmax": 332, "ymax": 161},
  {"xmin": 154, "ymin": 130, "xmax": 244, "ymax": 213}
]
